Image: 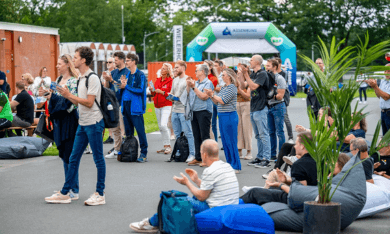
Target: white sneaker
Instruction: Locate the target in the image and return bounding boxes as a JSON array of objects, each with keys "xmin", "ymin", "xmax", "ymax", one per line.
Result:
[
  {"xmin": 45, "ymin": 191, "xmax": 71, "ymax": 204},
  {"xmin": 363, "ymin": 101, "xmax": 367, "ymax": 104},
  {"xmin": 287, "ymin": 139, "xmax": 295, "ymax": 144},
  {"xmin": 359, "ymin": 101, "xmax": 362, "ymax": 104},
  {"xmin": 84, "ymin": 145, "xmax": 92, "ymax": 154},
  {"xmin": 84, "ymin": 192, "xmax": 105, "ymax": 206},
  {"xmin": 69, "ymin": 190, "xmax": 79, "ymax": 200},
  {"xmin": 283, "ymin": 156, "xmax": 298, "ymax": 165},
  {"xmin": 105, "ymin": 150, "xmax": 118, "ymax": 159},
  {"xmin": 129, "ymin": 218, "xmax": 158, "ymax": 233},
  {"xmin": 186, "ymin": 155, "xmax": 195, "ymax": 163}
]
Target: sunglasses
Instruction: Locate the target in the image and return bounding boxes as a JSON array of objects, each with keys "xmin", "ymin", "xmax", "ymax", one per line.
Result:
[{"xmin": 106, "ymin": 61, "xmax": 113, "ymax": 64}]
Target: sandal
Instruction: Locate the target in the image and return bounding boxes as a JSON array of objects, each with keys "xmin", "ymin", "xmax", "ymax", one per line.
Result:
[{"xmin": 157, "ymin": 148, "xmax": 165, "ymax": 154}]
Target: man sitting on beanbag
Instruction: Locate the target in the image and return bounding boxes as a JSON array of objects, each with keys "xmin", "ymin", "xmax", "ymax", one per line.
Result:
[
  {"xmin": 350, "ymin": 137, "xmax": 374, "ymax": 184},
  {"xmin": 129, "ymin": 139, "xmax": 239, "ymax": 233},
  {"xmin": 241, "ymin": 132, "xmax": 317, "ymax": 205},
  {"xmin": 372, "ymin": 141, "xmax": 390, "ymax": 179}
]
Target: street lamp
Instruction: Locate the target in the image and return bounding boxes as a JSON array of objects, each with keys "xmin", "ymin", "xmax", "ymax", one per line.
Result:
[
  {"xmin": 143, "ymin": 31, "xmax": 159, "ymax": 69},
  {"xmin": 121, "ymin": 5, "xmax": 125, "ymax": 44},
  {"xmin": 215, "ymin": 3, "xmax": 226, "ymax": 22}
]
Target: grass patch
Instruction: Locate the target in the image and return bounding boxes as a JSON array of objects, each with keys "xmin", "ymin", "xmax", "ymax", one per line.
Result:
[
  {"xmin": 43, "ymin": 103, "xmax": 158, "ymax": 156},
  {"xmin": 292, "ymin": 88, "xmax": 376, "ymax": 99}
]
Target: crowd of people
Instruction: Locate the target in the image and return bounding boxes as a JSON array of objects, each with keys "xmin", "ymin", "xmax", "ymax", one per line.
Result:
[{"xmin": 1, "ymin": 45, "xmax": 390, "ymax": 232}]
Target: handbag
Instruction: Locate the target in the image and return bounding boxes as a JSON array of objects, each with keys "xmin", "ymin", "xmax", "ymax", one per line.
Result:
[{"xmin": 34, "ymin": 101, "xmax": 54, "ymax": 142}]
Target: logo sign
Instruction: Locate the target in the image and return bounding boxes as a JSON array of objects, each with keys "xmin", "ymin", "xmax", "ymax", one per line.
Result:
[
  {"xmin": 196, "ymin": 36, "xmax": 208, "ymax": 46},
  {"xmin": 271, "ymin": 37, "xmax": 283, "ymax": 46},
  {"xmin": 173, "ymin": 25, "xmax": 183, "ymax": 62},
  {"xmin": 223, "ymin": 27, "xmax": 231, "ymax": 36}
]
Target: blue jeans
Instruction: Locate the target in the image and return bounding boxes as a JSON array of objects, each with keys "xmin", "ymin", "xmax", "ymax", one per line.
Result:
[
  {"xmin": 123, "ymin": 101, "xmax": 148, "ymax": 156},
  {"xmin": 250, "ymin": 107, "xmax": 271, "ymax": 161},
  {"xmin": 219, "ymin": 111, "xmax": 241, "ymax": 170},
  {"xmin": 268, "ymin": 103, "xmax": 286, "ymax": 157},
  {"xmin": 61, "ymin": 119, "xmax": 105, "ymax": 196},
  {"xmin": 381, "ymin": 110, "xmax": 390, "ymax": 135},
  {"xmin": 149, "ymin": 196, "xmax": 210, "ymax": 227},
  {"xmin": 171, "ymin": 112, "xmax": 195, "ymax": 156},
  {"xmin": 62, "ymin": 158, "xmax": 79, "ymax": 193},
  {"xmin": 212, "ymin": 104, "xmax": 218, "ymax": 141}
]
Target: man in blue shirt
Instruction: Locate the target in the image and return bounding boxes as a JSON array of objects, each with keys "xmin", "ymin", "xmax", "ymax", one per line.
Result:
[
  {"xmin": 366, "ymin": 63, "xmax": 390, "ymax": 135},
  {"xmin": 103, "ymin": 52, "xmax": 130, "ymax": 159},
  {"xmin": 120, "ymin": 53, "xmax": 148, "ymax": 162},
  {"xmin": 0, "ymin": 70, "xmax": 8, "ymax": 96}
]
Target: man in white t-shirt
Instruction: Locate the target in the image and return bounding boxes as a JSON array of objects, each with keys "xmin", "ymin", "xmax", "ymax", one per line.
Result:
[
  {"xmin": 45, "ymin": 46, "xmax": 106, "ymax": 206},
  {"xmin": 170, "ymin": 60, "xmax": 196, "ymax": 162},
  {"xmin": 129, "ymin": 139, "xmax": 239, "ymax": 232}
]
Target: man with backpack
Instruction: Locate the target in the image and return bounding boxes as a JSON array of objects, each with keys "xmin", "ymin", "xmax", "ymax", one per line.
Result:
[
  {"xmin": 45, "ymin": 46, "xmax": 106, "ymax": 206},
  {"xmin": 121, "ymin": 53, "xmax": 148, "ymax": 162},
  {"xmin": 240, "ymin": 54, "xmax": 272, "ymax": 168},
  {"xmin": 103, "ymin": 52, "xmax": 130, "ymax": 159},
  {"xmin": 129, "ymin": 139, "xmax": 239, "ymax": 233}
]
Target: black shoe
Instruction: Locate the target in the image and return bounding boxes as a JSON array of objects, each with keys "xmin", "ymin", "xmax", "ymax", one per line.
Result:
[
  {"xmin": 103, "ymin": 136, "xmax": 114, "ymax": 144},
  {"xmin": 247, "ymin": 158, "xmax": 262, "ymax": 166},
  {"xmin": 270, "ymin": 156, "xmax": 277, "ymax": 161},
  {"xmin": 255, "ymin": 160, "xmax": 271, "ymax": 168}
]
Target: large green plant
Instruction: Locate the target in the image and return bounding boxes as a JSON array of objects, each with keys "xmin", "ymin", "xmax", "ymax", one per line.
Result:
[{"xmin": 299, "ymin": 34, "xmax": 390, "ymax": 204}]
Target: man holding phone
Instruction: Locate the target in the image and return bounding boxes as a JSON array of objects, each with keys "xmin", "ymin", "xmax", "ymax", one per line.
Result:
[{"xmin": 103, "ymin": 52, "xmax": 129, "ymax": 159}]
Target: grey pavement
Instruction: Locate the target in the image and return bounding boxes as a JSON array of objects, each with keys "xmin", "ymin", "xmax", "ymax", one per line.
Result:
[{"xmin": 0, "ymin": 97, "xmax": 389, "ymax": 234}]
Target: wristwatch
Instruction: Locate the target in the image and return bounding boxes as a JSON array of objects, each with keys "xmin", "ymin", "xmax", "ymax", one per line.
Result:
[
  {"xmin": 211, "ymin": 93, "xmax": 215, "ymax": 98},
  {"xmin": 279, "ymin": 183, "xmax": 285, "ymax": 189}
]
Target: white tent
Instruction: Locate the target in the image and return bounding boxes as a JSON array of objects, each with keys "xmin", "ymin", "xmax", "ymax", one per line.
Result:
[{"xmin": 221, "ymin": 56, "xmax": 267, "ymax": 67}]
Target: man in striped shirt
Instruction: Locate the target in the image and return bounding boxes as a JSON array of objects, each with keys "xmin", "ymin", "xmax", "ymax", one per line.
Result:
[{"xmin": 130, "ymin": 139, "xmax": 239, "ymax": 232}]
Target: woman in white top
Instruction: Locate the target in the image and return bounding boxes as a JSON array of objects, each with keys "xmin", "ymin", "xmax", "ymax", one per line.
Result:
[{"xmin": 33, "ymin": 67, "xmax": 51, "ymax": 96}]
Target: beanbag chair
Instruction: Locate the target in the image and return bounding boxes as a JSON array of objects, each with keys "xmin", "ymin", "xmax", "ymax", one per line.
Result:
[
  {"xmin": 0, "ymin": 136, "xmax": 50, "ymax": 159},
  {"xmin": 258, "ymin": 155, "xmax": 366, "ymax": 232},
  {"xmin": 357, "ymin": 179, "xmax": 390, "ymax": 218},
  {"xmin": 373, "ymin": 174, "xmax": 390, "ymax": 193},
  {"xmin": 195, "ymin": 204, "xmax": 274, "ymax": 234}
]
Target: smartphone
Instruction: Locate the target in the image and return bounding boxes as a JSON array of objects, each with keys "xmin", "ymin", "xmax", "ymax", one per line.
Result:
[
  {"xmin": 149, "ymin": 81, "xmax": 155, "ymax": 91},
  {"xmin": 50, "ymin": 82, "xmax": 60, "ymax": 91}
]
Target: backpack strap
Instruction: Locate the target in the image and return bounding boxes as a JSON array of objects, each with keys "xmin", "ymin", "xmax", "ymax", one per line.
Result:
[{"xmin": 77, "ymin": 72, "xmax": 104, "ymax": 115}]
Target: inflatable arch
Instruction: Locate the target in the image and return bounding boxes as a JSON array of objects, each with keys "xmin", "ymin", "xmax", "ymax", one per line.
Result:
[{"xmin": 186, "ymin": 22, "xmax": 297, "ymax": 94}]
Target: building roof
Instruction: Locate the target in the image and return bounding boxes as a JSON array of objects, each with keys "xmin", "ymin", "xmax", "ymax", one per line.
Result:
[{"xmin": 0, "ymin": 22, "xmax": 59, "ymax": 35}]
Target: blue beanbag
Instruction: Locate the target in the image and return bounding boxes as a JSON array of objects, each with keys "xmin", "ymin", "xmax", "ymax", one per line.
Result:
[{"xmin": 195, "ymin": 204, "xmax": 275, "ymax": 234}]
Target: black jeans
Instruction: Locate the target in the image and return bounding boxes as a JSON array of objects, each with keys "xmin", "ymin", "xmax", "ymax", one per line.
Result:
[
  {"xmin": 274, "ymin": 142, "xmax": 296, "ymax": 170},
  {"xmin": 191, "ymin": 110, "xmax": 212, "ymax": 161},
  {"xmin": 0, "ymin": 118, "xmax": 12, "ymax": 138},
  {"xmin": 241, "ymin": 187, "xmax": 288, "ymax": 205},
  {"xmin": 359, "ymin": 87, "xmax": 367, "ymax": 102}
]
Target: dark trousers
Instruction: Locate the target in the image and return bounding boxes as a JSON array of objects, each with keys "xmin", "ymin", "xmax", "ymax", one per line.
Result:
[
  {"xmin": 0, "ymin": 118, "xmax": 11, "ymax": 138},
  {"xmin": 122, "ymin": 101, "xmax": 148, "ymax": 156},
  {"xmin": 191, "ymin": 110, "xmax": 212, "ymax": 161},
  {"xmin": 381, "ymin": 110, "xmax": 390, "ymax": 136},
  {"xmin": 359, "ymin": 87, "xmax": 367, "ymax": 102},
  {"xmin": 274, "ymin": 142, "xmax": 295, "ymax": 169},
  {"xmin": 241, "ymin": 187, "xmax": 288, "ymax": 205},
  {"xmin": 284, "ymin": 108, "xmax": 293, "ymax": 140}
]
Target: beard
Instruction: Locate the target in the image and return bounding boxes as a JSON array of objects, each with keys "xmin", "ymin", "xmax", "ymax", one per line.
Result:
[{"xmin": 176, "ymin": 70, "xmax": 183, "ymax": 77}]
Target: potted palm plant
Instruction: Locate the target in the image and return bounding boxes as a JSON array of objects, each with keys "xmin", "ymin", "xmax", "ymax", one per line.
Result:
[{"xmin": 299, "ymin": 34, "xmax": 390, "ymax": 233}]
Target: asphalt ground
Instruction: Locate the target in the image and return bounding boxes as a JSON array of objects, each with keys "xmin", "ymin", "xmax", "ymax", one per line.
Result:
[{"xmin": 1, "ymin": 97, "xmax": 389, "ymax": 234}]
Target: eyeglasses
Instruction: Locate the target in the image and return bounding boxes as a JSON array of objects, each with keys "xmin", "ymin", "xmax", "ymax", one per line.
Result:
[{"xmin": 106, "ymin": 61, "xmax": 113, "ymax": 64}]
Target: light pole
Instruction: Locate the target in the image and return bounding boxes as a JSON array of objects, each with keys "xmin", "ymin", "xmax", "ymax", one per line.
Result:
[
  {"xmin": 215, "ymin": 3, "xmax": 226, "ymax": 22},
  {"xmin": 121, "ymin": 5, "xmax": 125, "ymax": 44},
  {"xmin": 143, "ymin": 31, "xmax": 159, "ymax": 69}
]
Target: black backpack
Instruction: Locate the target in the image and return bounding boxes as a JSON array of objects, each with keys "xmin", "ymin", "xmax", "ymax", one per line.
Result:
[
  {"xmin": 168, "ymin": 132, "xmax": 189, "ymax": 162},
  {"xmin": 79, "ymin": 72, "xmax": 120, "ymax": 128},
  {"xmin": 266, "ymin": 71, "xmax": 277, "ymax": 100},
  {"xmin": 118, "ymin": 135, "xmax": 139, "ymax": 162}
]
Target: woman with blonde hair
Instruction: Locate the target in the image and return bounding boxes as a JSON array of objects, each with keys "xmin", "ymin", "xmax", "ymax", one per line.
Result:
[
  {"xmin": 22, "ymin": 73, "xmax": 35, "ymax": 95},
  {"xmin": 205, "ymin": 68, "xmax": 241, "ymax": 173},
  {"xmin": 151, "ymin": 63, "xmax": 174, "ymax": 154},
  {"xmin": 42, "ymin": 54, "xmax": 80, "ymax": 200}
]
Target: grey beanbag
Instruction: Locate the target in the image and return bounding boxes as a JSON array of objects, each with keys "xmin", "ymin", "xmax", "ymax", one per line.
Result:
[
  {"xmin": 261, "ymin": 155, "xmax": 367, "ymax": 232},
  {"xmin": 0, "ymin": 137, "xmax": 50, "ymax": 159}
]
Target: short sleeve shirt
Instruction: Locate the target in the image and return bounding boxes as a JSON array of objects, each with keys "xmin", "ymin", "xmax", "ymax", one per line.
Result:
[
  {"xmin": 171, "ymin": 76, "xmax": 188, "ymax": 113},
  {"xmin": 200, "ymin": 160, "xmax": 239, "ymax": 208},
  {"xmin": 379, "ymin": 79, "xmax": 390, "ymax": 109},
  {"xmin": 291, "ymin": 153, "xmax": 318, "ymax": 186},
  {"xmin": 250, "ymin": 69, "xmax": 269, "ymax": 112},
  {"xmin": 191, "ymin": 78, "xmax": 214, "ymax": 113},
  {"xmin": 217, "ymin": 84, "xmax": 237, "ymax": 112},
  {"xmin": 77, "ymin": 69, "xmax": 103, "ymax": 126},
  {"xmin": 268, "ymin": 73, "xmax": 287, "ymax": 105},
  {"xmin": 14, "ymin": 90, "xmax": 34, "ymax": 124},
  {"xmin": 362, "ymin": 157, "xmax": 374, "ymax": 181}
]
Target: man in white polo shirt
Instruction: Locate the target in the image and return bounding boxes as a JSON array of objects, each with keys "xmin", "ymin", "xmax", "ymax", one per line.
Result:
[
  {"xmin": 45, "ymin": 46, "xmax": 106, "ymax": 206},
  {"xmin": 129, "ymin": 139, "xmax": 239, "ymax": 232},
  {"xmin": 365, "ymin": 64, "xmax": 390, "ymax": 135}
]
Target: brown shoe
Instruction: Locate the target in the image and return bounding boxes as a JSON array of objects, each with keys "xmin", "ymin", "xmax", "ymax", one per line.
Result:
[
  {"xmin": 199, "ymin": 162, "xmax": 207, "ymax": 167},
  {"xmin": 187, "ymin": 159, "xmax": 202, "ymax": 166}
]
